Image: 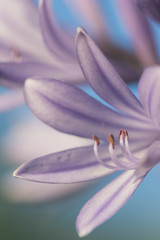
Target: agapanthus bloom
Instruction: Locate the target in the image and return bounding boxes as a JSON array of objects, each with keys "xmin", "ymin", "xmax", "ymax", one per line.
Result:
[
  {"xmin": 14, "ymin": 27, "xmax": 160, "ymax": 236},
  {"xmin": 0, "ymin": 0, "xmax": 159, "ymax": 111},
  {"xmin": 135, "ymin": 0, "xmax": 160, "ymax": 22}
]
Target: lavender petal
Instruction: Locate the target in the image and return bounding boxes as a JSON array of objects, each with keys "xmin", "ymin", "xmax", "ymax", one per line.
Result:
[
  {"xmin": 135, "ymin": 140, "xmax": 160, "ymax": 178},
  {"xmin": 0, "ymin": 0, "xmax": 54, "ymax": 63},
  {"xmin": 138, "ymin": 66, "xmax": 160, "ymax": 126},
  {"xmin": 14, "ymin": 145, "xmax": 116, "ymax": 183},
  {"xmin": 76, "ymin": 170, "xmax": 144, "ymax": 237},
  {"xmin": 0, "ymin": 61, "xmax": 84, "ymax": 89},
  {"xmin": 24, "ymin": 77, "xmax": 155, "ymax": 141},
  {"xmin": 76, "ymin": 27, "xmax": 145, "ymax": 118},
  {"xmin": 135, "ymin": 0, "xmax": 160, "ymax": 22},
  {"xmin": 38, "ymin": 0, "xmax": 75, "ymax": 61}
]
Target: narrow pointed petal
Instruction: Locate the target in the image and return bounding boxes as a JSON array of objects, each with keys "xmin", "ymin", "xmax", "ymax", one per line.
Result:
[
  {"xmin": 76, "ymin": 27, "xmax": 145, "ymax": 118},
  {"xmin": 138, "ymin": 66, "xmax": 160, "ymax": 127},
  {"xmin": 76, "ymin": 170, "xmax": 144, "ymax": 237},
  {"xmin": 0, "ymin": 90, "xmax": 24, "ymax": 112},
  {"xmin": 24, "ymin": 77, "xmax": 155, "ymax": 141},
  {"xmin": 38, "ymin": 0, "xmax": 75, "ymax": 61},
  {"xmin": 117, "ymin": 0, "xmax": 158, "ymax": 65},
  {"xmin": 14, "ymin": 145, "xmax": 116, "ymax": 183},
  {"xmin": 135, "ymin": 0, "xmax": 160, "ymax": 22}
]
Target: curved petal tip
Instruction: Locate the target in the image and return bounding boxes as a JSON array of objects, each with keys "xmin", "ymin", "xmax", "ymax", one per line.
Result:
[{"xmin": 77, "ymin": 26, "xmax": 85, "ymax": 35}]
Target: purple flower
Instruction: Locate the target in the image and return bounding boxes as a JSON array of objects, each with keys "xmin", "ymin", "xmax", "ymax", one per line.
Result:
[
  {"xmin": 14, "ymin": 27, "xmax": 160, "ymax": 236},
  {"xmin": 0, "ymin": 0, "xmax": 159, "ymax": 112},
  {"xmin": 135, "ymin": 0, "xmax": 160, "ymax": 22}
]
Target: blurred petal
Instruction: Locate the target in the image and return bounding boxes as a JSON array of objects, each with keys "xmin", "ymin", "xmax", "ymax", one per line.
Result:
[
  {"xmin": 76, "ymin": 170, "xmax": 144, "ymax": 237},
  {"xmin": 138, "ymin": 66, "xmax": 160, "ymax": 126},
  {"xmin": 0, "ymin": 61, "xmax": 84, "ymax": 88},
  {"xmin": 38, "ymin": 0, "xmax": 75, "ymax": 61},
  {"xmin": 0, "ymin": 61, "xmax": 60, "ymax": 87},
  {"xmin": 0, "ymin": 0, "xmax": 54, "ymax": 63},
  {"xmin": 0, "ymin": 90, "xmax": 24, "ymax": 112},
  {"xmin": 66, "ymin": 0, "xmax": 108, "ymax": 43},
  {"xmin": 14, "ymin": 145, "xmax": 116, "ymax": 183},
  {"xmin": 135, "ymin": 0, "xmax": 160, "ymax": 22},
  {"xmin": 117, "ymin": 0, "xmax": 158, "ymax": 65},
  {"xmin": 76, "ymin": 27, "xmax": 145, "ymax": 118},
  {"xmin": 24, "ymin": 77, "xmax": 155, "ymax": 141}
]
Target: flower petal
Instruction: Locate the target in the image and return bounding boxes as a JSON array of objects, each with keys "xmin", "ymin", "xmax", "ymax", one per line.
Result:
[
  {"xmin": 135, "ymin": 0, "xmax": 160, "ymax": 22},
  {"xmin": 138, "ymin": 66, "xmax": 160, "ymax": 126},
  {"xmin": 0, "ymin": 0, "xmax": 54, "ymax": 63},
  {"xmin": 76, "ymin": 27, "xmax": 145, "ymax": 118},
  {"xmin": 38, "ymin": 0, "xmax": 75, "ymax": 61},
  {"xmin": 116, "ymin": 0, "xmax": 158, "ymax": 65},
  {"xmin": 24, "ymin": 77, "xmax": 155, "ymax": 141},
  {"xmin": 14, "ymin": 145, "xmax": 116, "ymax": 183},
  {"xmin": 66, "ymin": 0, "xmax": 108, "ymax": 43},
  {"xmin": 135, "ymin": 140, "xmax": 160, "ymax": 178},
  {"xmin": 0, "ymin": 61, "xmax": 84, "ymax": 88},
  {"xmin": 76, "ymin": 170, "xmax": 144, "ymax": 237},
  {"xmin": 0, "ymin": 90, "xmax": 24, "ymax": 112}
]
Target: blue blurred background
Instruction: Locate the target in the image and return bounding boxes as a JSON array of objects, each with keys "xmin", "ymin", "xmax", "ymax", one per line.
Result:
[{"xmin": 1, "ymin": 0, "xmax": 160, "ymax": 239}]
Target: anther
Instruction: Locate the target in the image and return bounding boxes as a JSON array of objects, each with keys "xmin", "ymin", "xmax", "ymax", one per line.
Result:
[
  {"xmin": 10, "ymin": 46, "xmax": 21, "ymax": 62},
  {"xmin": 93, "ymin": 135, "xmax": 100, "ymax": 145},
  {"xmin": 108, "ymin": 134, "xmax": 115, "ymax": 149},
  {"xmin": 118, "ymin": 129, "xmax": 124, "ymax": 140},
  {"xmin": 124, "ymin": 130, "xmax": 129, "ymax": 140}
]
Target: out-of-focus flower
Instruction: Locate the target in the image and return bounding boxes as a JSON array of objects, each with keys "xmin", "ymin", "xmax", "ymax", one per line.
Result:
[
  {"xmin": 117, "ymin": 0, "xmax": 158, "ymax": 65},
  {"xmin": 14, "ymin": 28, "xmax": 160, "ymax": 236},
  {"xmin": 0, "ymin": 0, "xmax": 159, "ymax": 111},
  {"xmin": 1, "ymin": 114, "xmax": 91, "ymax": 203},
  {"xmin": 135, "ymin": 0, "xmax": 160, "ymax": 22},
  {"xmin": 0, "ymin": 0, "xmax": 84, "ymax": 112}
]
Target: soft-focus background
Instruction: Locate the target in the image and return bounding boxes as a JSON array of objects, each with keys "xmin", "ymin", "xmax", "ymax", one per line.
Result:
[{"xmin": 1, "ymin": 0, "xmax": 160, "ymax": 239}]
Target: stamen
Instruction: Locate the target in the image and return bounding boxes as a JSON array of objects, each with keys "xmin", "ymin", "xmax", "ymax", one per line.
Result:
[
  {"xmin": 124, "ymin": 130, "xmax": 129, "ymax": 140},
  {"xmin": 108, "ymin": 131, "xmax": 137, "ymax": 169},
  {"xmin": 108, "ymin": 134, "xmax": 115, "ymax": 149},
  {"xmin": 93, "ymin": 135, "xmax": 100, "ymax": 145},
  {"xmin": 93, "ymin": 135, "xmax": 117, "ymax": 170},
  {"xmin": 124, "ymin": 132, "xmax": 138, "ymax": 162},
  {"xmin": 118, "ymin": 129, "xmax": 124, "ymax": 141},
  {"xmin": 93, "ymin": 130, "xmax": 138, "ymax": 171}
]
